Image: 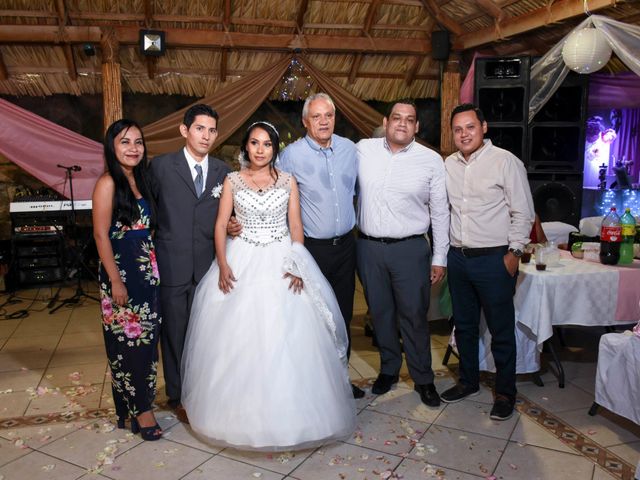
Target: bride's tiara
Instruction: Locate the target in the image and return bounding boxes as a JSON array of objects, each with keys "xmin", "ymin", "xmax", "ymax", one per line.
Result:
[{"xmin": 248, "ymin": 121, "xmax": 279, "ymax": 137}]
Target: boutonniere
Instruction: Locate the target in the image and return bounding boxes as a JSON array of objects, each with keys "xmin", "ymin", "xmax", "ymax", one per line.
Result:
[{"xmin": 210, "ymin": 183, "xmax": 223, "ymax": 199}]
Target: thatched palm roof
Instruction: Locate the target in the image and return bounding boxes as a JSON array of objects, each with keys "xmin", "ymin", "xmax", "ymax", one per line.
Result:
[{"xmin": 0, "ymin": 0, "xmax": 637, "ymax": 101}]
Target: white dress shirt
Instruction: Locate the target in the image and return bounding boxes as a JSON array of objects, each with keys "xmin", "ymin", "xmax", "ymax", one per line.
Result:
[
  {"xmin": 183, "ymin": 147, "xmax": 208, "ymax": 187},
  {"xmin": 444, "ymin": 139, "xmax": 534, "ymax": 251},
  {"xmin": 356, "ymin": 137, "xmax": 450, "ymax": 267}
]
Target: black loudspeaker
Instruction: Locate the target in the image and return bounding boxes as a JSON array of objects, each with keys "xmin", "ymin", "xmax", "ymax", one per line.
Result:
[
  {"xmin": 528, "ymin": 173, "xmax": 583, "ymax": 227},
  {"xmin": 528, "ymin": 73, "xmax": 588, "ymax": 173},
  {"xmin": 431, "ymin": 30, "xmax": 450, "ymax": 61},
  {"xmin": 527, "ymin": 72, "xmax": 588, "ymax": 227},
  {"xmin": 475, "ymin": 57, "xmax": 530, "ymax": 163}
]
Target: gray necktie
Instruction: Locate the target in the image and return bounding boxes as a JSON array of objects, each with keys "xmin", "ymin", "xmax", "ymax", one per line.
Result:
[{"xmin": 194, "ymin": 164, "xmax": 203, "ymax": 197}]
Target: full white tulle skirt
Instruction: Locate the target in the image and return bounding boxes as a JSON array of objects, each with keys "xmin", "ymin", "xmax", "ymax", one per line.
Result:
[{"xmin": 181, "ymin": 238, "xmax": 356, "ymax": 451}]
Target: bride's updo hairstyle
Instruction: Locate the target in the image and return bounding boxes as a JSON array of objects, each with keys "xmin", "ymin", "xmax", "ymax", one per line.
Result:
[{"xmin": 239, "ymin": 121, "xmax": 280, "ymax": 177}]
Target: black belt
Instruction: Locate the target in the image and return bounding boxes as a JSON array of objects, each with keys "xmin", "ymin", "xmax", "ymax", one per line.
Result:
[
  {"xmin": 450, "ymin": 245, "xmax": 507, "ymax": 257},
  {"xmin": 359, "ymin": 233, "xmax": 424, "ymax": 244},
  {"xmin": 304, "ymin": 232, "xmax": 351, "ymax": 246}
]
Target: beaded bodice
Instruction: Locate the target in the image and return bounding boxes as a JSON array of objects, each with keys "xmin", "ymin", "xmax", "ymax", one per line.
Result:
[{"xmin": 228, "ymin": 171, "xmax": 291, "ymax": 246}]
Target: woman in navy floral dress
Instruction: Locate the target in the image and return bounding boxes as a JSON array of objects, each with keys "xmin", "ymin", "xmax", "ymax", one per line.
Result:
[{"xmin": 93, "ymin": 119, "xmax": 162, "ymax": 441}]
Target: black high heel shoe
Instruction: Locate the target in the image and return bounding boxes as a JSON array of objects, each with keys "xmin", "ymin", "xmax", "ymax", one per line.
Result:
[
  {"xmin": 130, "ymin": 417, "xmax": 162, "ymax": 441},
  {"xmin": 117, "ymin": 417, "xmax": 126, "ymax": 429}
]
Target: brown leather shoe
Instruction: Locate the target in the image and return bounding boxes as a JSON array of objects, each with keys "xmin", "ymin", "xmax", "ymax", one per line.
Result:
[{"xmin": 175, "ymin": 404, "xmax": 190, "ymax": 424}]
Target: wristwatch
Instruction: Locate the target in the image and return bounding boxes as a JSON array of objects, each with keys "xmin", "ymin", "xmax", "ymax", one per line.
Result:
[{"xmin": 509, "ymin": 248, "xmax": 524, "ymax": 258}]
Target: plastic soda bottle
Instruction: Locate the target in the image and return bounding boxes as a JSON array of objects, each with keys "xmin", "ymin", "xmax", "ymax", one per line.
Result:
[
  {"xmin": 599, "ymin": 207, "xmax": 621, "ymax": 265},
  {"xmin": 619, "ymin": 208, "xmax": 636, "ymax": 264}
]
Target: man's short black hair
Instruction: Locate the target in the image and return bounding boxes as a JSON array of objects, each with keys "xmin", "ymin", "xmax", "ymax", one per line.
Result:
[
  {"xmin": 183, "ymin": 104, "xmax": 219, "ymax": 129},
  {"xmin": 386, "ymin": 98, "xmax": 417, "ymax": 118},
  {"xmin": 450, "ymin": 103, "xmax": 485, "ymax": 125}
]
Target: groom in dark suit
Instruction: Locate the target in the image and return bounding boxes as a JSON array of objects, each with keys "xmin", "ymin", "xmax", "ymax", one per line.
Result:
[{"xmin": 150, "ymin": 104, "xmax": 231, "ymax": 420}]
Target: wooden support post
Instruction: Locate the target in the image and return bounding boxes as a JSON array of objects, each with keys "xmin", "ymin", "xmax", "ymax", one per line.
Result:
[
  {"xmin": 0, "ymin": 51, "xmax": 8, "ymax": 80},
  {"xmin": 440, "ymin": 55, "xmax": 461, "ymax": 157},
  {"xmin": 101, "ymin": 28, "xmax": 122, "ymax": 132}
]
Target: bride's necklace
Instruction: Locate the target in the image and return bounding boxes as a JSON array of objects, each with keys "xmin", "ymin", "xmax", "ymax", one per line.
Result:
[{"xmin": 248, "ymin": 173, "xmax": 272, "ymax": 193}]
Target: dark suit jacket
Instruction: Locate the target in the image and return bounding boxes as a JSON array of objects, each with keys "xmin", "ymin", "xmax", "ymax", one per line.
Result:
[{"xmin": 150, "ymin": 149, "xmax": 231, "ymax": 287}]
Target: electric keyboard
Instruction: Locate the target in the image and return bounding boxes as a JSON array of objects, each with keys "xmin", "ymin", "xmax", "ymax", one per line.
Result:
[{"xmin": 9, "ymin": 200, "xmax": 92, "ymax": 213}]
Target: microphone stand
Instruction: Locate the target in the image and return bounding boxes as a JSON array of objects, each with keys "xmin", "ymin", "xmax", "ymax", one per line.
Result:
[{"xmin": 49, "ymin": 164, "xmax": 99, "ymax": 314}]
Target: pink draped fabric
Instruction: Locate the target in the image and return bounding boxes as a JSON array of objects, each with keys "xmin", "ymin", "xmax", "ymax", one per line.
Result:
[
  {"xmin": 459, "ymin": 52, "xmax": 490, "ymax": 104},
  {"xmin": 0, "ymin": 98, "xmax": 103, "ymax": 200},
  {"xmin": 2, "ymin": 54, "xmax": 407, "ymax": 199},
  {"xmin": 615, "ymin": 261, "xmax": 640, "ymax": 322}
]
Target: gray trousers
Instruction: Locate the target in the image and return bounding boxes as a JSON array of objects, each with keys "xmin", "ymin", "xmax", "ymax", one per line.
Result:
[
  {"xmin": 160, "ymin": 281, "xmax": 196, "ymax": 403},
  {"xmin": 357, "ymin": 236, "xmax": 434, "ymax": 385}
]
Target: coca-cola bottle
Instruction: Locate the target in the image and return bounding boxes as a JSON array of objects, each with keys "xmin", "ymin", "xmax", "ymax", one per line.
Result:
[{"xmin": 600, "ymin": 207, "xmax": 621, "ymax": 265}]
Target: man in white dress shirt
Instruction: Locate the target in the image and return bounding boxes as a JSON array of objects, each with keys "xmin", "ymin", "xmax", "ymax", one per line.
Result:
[
  {"xmin": 356, "ymin": 99, "xmax": 450, "ymax": 407},
  {"xmin": 440, "ymin": 103, "xmax": 534, "ymax": 421}
]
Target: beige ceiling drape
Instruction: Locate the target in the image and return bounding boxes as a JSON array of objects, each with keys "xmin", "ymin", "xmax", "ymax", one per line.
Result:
[
  {"xmin": 298, "ymin": 57, "xmax": 384, "ymax": 138},
  {"xmin": 143, "ymin": 55, "xmax": 293, "ymax": 157},
  {"xmin": 143, "ymin": 54, "xmax": 395, "ymax": 158}
]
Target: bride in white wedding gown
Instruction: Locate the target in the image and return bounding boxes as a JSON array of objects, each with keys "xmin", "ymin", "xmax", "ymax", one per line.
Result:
[{"xmin": 181, "ymin": 121, "xmax": 356, "ymax": 451}]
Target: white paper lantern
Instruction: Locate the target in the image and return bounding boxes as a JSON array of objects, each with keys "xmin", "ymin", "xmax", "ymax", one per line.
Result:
[{"xmin": 562, "ymin": 27, "xmax": 612, "ymax": 74}]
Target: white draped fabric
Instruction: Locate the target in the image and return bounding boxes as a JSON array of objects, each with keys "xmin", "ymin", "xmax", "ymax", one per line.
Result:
[
  {"xmin": 595, "ymin": 332, "xmax": 640, "ymax": 425},
  {"xmin": 530, "ymin": 15, "xmax": 640, "ymax": 122}
]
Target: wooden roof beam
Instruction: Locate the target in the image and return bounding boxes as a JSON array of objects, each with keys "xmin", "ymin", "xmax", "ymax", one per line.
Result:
[
  {"xmin": 296, "ymin": 0, "xmax": 309, "ymax": 33},
  {"xmin": 223, "ymin": 0, "xmax": 231, "ymax": 30},
  {"xmin": 146, "ymin": 56, "xmax": 156, "ymax": 80},
  {"xmin": 62, "ymin": 44, "xmax": 77, "ymax": 81},
  {"xmin": 0, "ymin": 25, "xmax": 430, "ymax": 55},
  {"xmin": 460, "ymin": 0, "xmax": 617, "ymax": 49},
  {"xmin": 219, "ymin": 48, "xmax": 227, "ymax": 82},
  {"xmin": 419, "ymin": 0, "xmax": 463, "ymax": 36},
  {"xmin": 0, "ymin": 25, "xmax": 102, "ymax": 43},
  {"xmin": 54, "ymin": 0, "xmax": 78, "ymax": 82},
  {"xmin": 473, "ymin": 0, "xmax": 503, "ymax": 20},
  {"xmin": 6, "ymin": 64, "xmax": 440, "ymax": 81},
  {"xmin": 143, "ymin": 0, "xmax": 154, "ymax": 28},
  {"xmin": 350, "ymin": 0, "xmax": 382, "ymax": 84},
  {"xmin": 54, "ymin": 0, "xmax": 69, "ymax": 24},
  {"xmin": 404, "ymin": 55, "xmax": 424, "ymax": 86},
  {"xmin": 364, "ymin": 0, "xmax": 382, "ymax": 34},
  {"xmin": 348, "ymin": 54, "xmax": 363, "ymax": 83}
]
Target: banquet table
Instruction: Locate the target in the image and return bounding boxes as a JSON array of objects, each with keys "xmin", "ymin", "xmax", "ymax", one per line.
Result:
[
  {"xmin": 475, "ymin": 250, "xmax": 640, "ymax": 376},
  {"xmin": 593, "ymin": 331, "xmax": 640, "ymax": 425}
]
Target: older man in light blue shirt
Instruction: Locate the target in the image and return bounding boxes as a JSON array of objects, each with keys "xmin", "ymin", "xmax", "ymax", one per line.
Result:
[{"xmin": 278, "ymin": 93, "xmax": 363, "ymax": 398}]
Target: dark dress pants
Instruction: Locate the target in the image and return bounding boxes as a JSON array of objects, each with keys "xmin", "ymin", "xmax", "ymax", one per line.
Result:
[
  {"xmin": 160, "ymin": 281, "xmax": 197, "ymax": 404},
  {"xmin": 356, "ymin": 236, "xmax": 434, "ymax": 385},
  {"xmin": 447, "ymin": 248, "xmax": 518, "ymax": 399},
  {"xmin": 305, "ymin": 232, "xmax": 356, "ymax": 357}
]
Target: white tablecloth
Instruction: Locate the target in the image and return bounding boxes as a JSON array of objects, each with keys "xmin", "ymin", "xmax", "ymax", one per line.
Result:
[
  {"xmin": 595, "ymin": 332, "xmax": 640, "ymax": 425},
  {"xmin": 477, "ymin": 253, "xmax": 640, "ymax": 373}
]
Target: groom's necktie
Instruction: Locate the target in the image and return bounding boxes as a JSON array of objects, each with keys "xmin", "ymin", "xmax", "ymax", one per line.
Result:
[{"xmin": 194, "ymin": 164, "xmax": 203, "ymax": 197}]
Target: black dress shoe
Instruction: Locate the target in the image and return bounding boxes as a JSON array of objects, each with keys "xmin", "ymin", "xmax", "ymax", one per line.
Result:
[
  {"xmin": 371, "ymin": 373, "xmax": 399, "ymax": 395},
  {"xmin": 167, "ymin": 398, "xmax": 180, "ymax": 410},
  {"xmin": 414, "ymin": 383, "xmax": 440, "ymax": 407},
  {"xmin": 352, "ymin": 384, "xmax": 365, "ymax": 399},
  {"xmin": 490, "ymin": 395, "xmax": 515, "ymax": 421},
  {"xmin": 440, "ymin": 383, "xmax": 480, "ymax": 403}
]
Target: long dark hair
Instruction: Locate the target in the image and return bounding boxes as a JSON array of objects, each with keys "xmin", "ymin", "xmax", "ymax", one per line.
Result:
[
  {"xmin": 103, "ymin": 119, "xmax": 154, "ymax": 227},
  {"xmin": 240, "ymin": 121, "xmax": 280, "ymax": 181}
]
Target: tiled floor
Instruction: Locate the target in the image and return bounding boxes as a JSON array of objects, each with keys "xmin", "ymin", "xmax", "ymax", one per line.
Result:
[{"xmin": 1, "ymin": 282, "xmax": 639, "ymax": 480}]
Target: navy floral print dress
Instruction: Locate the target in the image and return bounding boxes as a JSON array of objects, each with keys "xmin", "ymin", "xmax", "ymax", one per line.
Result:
[{"xmin": 98, "ymin": 198, "xmax": 161, "ymax": 421}]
